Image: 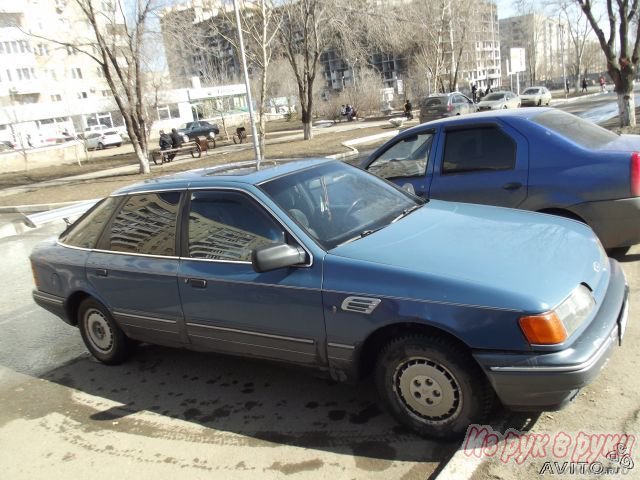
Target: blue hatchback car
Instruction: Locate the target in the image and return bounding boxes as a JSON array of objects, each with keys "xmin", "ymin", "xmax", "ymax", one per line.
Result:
[
  {"xmin": 362, "ymin": 108, "xmax": 640, "ymax": 252},
  {"xmin": 30, "ymin": 159, "xmax": 629, "ymax": 438}
]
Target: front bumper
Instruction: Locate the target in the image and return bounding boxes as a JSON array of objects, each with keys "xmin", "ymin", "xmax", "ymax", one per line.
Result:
[
  {"xmin": 473, "ymin": 259, "xmax": 628, "ymax": 411},
  {"xmin": 571, "ymin": 197, "xmax": 640, "ymax": 249}
]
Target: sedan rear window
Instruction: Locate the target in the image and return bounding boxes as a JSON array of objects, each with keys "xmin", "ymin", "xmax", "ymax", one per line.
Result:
[
  {"xmin": 532, "ymin": 110, "xmax": 618, "ymax": 148},
  {"xmin": 523, "ymin": 88, "xmax": 540, "ymax": 94}
]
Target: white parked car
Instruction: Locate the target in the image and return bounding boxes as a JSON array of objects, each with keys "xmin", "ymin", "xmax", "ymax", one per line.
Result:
[
  {"xmin": 477, "ymin": 91, "xmax": 521, "ymax": 110},
  {"xmin": 520, "ymin": 86, "xmax": 552, "ymax": 106},
  {"xmin": 84, "ymin": 130, "xmax": 122, "ymax": 150}
]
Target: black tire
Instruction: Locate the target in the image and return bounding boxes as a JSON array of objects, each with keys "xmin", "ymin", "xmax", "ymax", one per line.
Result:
[
  {"xmin": 116, "ymin": 143, "xmax": 122, "ymax": 147},
  {"xmin": 152, "ymin": 153, "xmax": 159, "ymax": 165},
  {"xmin": 375, "ymin": 334, "xmax": 492, "ymax": 439},
  {"xmin": 97, "ymin": 142, "xmax": 104, "ymax": 150},
  {"xmin": 77, "ymin": 298, "xmax": 133, "ymax": 365},
  {"xmin": 537, "ymin": 99, "xmax": 542, "ymax": 106}
]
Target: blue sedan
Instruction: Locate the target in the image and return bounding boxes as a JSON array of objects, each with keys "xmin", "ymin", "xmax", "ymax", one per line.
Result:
[
  {"xmin": 362, "ymin": 108, "xmax": 640, "ymax": 253},
  {"xmin": 30, "ymin": 159, "xmax": 628, "ymax": 438}
]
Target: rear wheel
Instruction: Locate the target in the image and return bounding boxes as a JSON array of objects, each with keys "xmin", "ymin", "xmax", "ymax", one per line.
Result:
[
  {"xmin": 97, "ymin": 142, "xmax": 104, "ymax": 150},
  {"xmin": 78, "ymin": 298, "xmax": 133, "ymax": 365},
  {"xmin": 375, "ymin": 334, "xmax": 492, "ymax": 439}
]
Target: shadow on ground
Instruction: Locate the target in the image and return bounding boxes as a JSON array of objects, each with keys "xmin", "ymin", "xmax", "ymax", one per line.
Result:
[{"xmin": 10, "ymin": 345, "xmax": 457, "ymax": 465}]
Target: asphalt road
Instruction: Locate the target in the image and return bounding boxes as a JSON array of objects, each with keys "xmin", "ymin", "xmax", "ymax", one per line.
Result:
[{"xmin": 0, "ymin": 218, "xmax": 454, "ymax": 480}]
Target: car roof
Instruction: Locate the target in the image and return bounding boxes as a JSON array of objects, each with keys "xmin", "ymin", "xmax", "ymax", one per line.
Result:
[
  {"xmin": 408, "ymin": 107, "xmax": 548, "ymax": 129},
  {"xmin": 111, "ymin": 158, "xmax": 333, "ymax": 196}
]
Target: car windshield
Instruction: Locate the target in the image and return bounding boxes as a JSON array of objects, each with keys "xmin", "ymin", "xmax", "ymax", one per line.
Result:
[
  {"xmin": 485, "ymin": 93, "xmax": 506, "ymax": 101},
  {"xmin": 179, "ymin": 123, "xmax": 192, "ymax": 129},
  {"xmin": 532, "ymin": 109, "xmax": 619, "ymax": 148},
  {"xmin": 523, "ymin": 88, "xmax": 539, "ymax": 94},
  {"xmin": 260, "ymin": 162, "xmax": 424, "ymax": 250}
]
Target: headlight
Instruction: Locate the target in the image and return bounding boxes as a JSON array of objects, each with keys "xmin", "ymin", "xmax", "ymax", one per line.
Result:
[
  {"xmin": 519, "ymin": 285, "xmax": 595, "ymax": 345},
  {"xmin": 208, "ymin": 131, "xmax": 215, "ymax": 138}
]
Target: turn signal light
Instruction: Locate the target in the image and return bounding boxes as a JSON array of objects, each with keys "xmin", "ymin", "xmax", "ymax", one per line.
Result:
[
  {"xmin": 519, "ymin": 312, "xmax": 568, "ymax": 345},
  {"xmin": 631, "ymin": 152, "xmax": 640, "ymax": 196}
]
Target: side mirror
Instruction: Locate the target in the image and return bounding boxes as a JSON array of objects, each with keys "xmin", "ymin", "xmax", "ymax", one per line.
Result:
[
  {"xmin": 402, "ymin": 183, "xmax": 415, "ymax": 195},
  {"xmin": 251, "ymin": 243, "xmax": 307, "ymax": 273}
]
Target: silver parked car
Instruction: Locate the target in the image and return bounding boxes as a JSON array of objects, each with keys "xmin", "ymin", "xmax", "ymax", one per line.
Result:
[
  {"xmin": 419, "ymin": 92, "xmax": 477, "ymax": 123},
  {"xmin": 520, "ymin": 86, "xmax": 552, "ymax": 106},
  {"xmin": 84, "ymin": 130, "xmax": 122, "ymax": 150},
  {"xmin": 477, "ymin": 91, "xmax": 521, "ymax": 110}
]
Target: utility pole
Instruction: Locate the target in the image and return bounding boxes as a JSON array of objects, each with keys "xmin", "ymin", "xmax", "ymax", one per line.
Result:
[{"xmin": 233, "ymin": 0, "xmax": 262, "ymax": 168}]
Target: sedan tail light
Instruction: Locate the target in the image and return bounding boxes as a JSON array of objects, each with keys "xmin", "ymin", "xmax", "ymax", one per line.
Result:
[{"xmin": 632, "ymin": 152, "xmax": 640, "ymax": 196}]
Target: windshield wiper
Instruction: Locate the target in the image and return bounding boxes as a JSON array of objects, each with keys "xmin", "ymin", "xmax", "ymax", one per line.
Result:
[
  {"xmin": 336, "ymin": 225, "xmax": 388, "ymax": 247},
  {"xmin": 391, "ymin": 204, "xmax": 422, "ymax": 223}
]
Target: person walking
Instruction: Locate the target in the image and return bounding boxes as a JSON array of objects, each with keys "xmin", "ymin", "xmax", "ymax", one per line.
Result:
[
  {"xmin": 581, "ymin": 78, "xmax": 588, "ymax": 93},
  {"xmin": 599, "ymin": 75, "xmax": 606, "ymax": 93},
  {"xmin": 471, "ymin": 83, "xmax": 478, "ymax": 103},
  {"xmin": 565, "ymin": 78, "xmax": 570, "ymax": 93},
  {"xmin": 404, "ymin": 99, "xmax": 413, "ymax": 120}
]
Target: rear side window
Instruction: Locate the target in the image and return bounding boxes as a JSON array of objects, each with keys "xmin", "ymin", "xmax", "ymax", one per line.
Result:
[
  {"xmin": 103, "ymin": 192, "xmax": 181, "ymax": 256},
  {"xmin": 532, "ymin": 109, "xmax": 618, "ymax": 148},
  {"xmin": 442, "ymin": 127, "xmax": 516, "ymax": 174},
  {"xmin": 60, "ymin": 197, "xmax": 119, "ymax": 249}
]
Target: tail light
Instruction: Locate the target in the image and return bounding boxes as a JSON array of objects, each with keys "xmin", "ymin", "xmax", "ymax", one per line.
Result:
[
  {"xmin": 632, "ymin": 152, "xmax": 640, "ymax": 196},
  {"xmin": 447, "ymin": 104, "xmax": 453, "ymax": 112}
]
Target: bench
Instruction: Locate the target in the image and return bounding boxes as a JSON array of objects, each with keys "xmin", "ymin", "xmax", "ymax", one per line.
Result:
[{"xmin": 150, "ymin": 141, "xmax": 202, "ymax": 165}]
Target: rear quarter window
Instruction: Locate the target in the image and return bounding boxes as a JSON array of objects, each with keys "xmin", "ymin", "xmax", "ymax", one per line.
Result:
[
  {"xmin": 59, "ymin": 197, "xmax": 120, "ymax": 249},
  {"xmin": 532, "ymin": 110, "xmax": 618, "ymax": 148}
]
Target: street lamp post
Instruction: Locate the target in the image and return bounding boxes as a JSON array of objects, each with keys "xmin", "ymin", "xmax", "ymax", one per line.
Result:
[{"xmin": 233, "ymin": 0, "xmax": 262, "ymax": 168}]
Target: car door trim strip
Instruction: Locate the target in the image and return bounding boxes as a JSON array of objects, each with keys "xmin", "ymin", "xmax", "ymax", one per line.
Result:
[
  {"xmin": 186, "ymin": 322, "xmax": 315, "ymax": 344},
  {"xmin": 327, "ymin": 342, "xmax": 355, "ymax": 350},
  {"xmin": 114, "ymin": 311, "xmax": 177, "ymax": 324}
]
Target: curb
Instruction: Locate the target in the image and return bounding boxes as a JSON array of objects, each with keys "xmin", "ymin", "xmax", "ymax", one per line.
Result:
[{"xmin": 0, "ymin": 200, "xmax": 89, "ymax": 214}]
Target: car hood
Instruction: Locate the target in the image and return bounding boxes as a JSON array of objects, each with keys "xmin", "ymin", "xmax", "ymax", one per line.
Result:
[{"xmin": 328, "ymin": 200, "xmax": 609, "ymax": 312}]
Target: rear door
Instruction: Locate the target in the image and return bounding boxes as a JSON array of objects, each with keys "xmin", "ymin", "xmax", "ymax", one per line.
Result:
[
  {"xmin": 86, "ymin": 191, "xmax": 185, "ymax": 345},
  {"xmin": 428, "ymin": 122, "xmax": 528, "ymax": 207}
]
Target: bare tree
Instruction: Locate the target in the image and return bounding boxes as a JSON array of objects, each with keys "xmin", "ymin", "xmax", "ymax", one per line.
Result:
[
  {"xmin": 577, "ymin": 0, "xmax": 640, "ymax": 126},
  {"xmin": 19, "ymin": 0, "xmax": 156, "ymax": 173},
  {"xmin": 277, "ymin": 0, "xmax": 337, "ymax": 140}
]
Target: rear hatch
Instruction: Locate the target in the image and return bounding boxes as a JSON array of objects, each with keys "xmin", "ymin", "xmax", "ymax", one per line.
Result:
[{"xmin": 421, "ymin": 97, "xmax": 449, "ymax": 116}]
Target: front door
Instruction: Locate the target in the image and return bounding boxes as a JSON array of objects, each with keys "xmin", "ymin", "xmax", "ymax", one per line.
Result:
[{"xmin": 178, "ymin": 189, "xmax": 325, "ymax": 366}]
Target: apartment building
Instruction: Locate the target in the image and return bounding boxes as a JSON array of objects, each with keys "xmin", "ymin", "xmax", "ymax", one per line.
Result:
[
  {"xmin": 499, "ymin": 13, "xmax": 568, "ymax": 88},
  {"xmin": 0, "ymin": 0, "xmax": 126, "ymax": 146}
]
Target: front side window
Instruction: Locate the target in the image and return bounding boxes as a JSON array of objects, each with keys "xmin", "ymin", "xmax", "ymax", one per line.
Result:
[
  {"xmin": 442, "ymin": 127, "xmax": 516, "ymax": 174},
  {"xmin": 59, "ymin": 197, "xmax": 120, "ymax": 249},
  {"xmin": 103, "ymin": 192, "xmax": 181, "ymax": 256},
  {"xmin": 187, "ymin": 191, "xmax": 284, "ymax": 262},
  {"xmin": 367, "ymin": 132, "xmax": 434, "ymax": 180}
]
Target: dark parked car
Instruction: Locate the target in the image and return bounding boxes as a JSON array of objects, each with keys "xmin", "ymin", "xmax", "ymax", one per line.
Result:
[
  {"xmin": 178, "ymin": 120, "xmax": 220, "ymax": 140},
  {"xmin": 419, "ymin": 92, "xmax": 477, "ymax": 123},
  {"xmin": 31, "ymin": 159, "xmax": 628, "ymax": 438},
  {"xmin": 362, "ymin": 108, "xmax": 640, "ymax": 253}
]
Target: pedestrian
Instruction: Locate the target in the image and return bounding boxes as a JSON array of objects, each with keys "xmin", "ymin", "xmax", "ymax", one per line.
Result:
[
  {"xmin": 340, "ymin": 104, "xmax": 346, "ymax": 118},
  {"xmin": 581, "ymin": 78, "xmax": 588, "ymax": 93},
  {"xmin": 599, "ymin": 75, "xmax": 606, "ymax": 93},
  {"xmin": 471, "ymin": 83, "xmax": 478, "ymax": 102},
  {"xmin": 345, "ymin": 104, "xmax": 353, "ymax": 121},
  {"xmin": 26, "ymin": 134, "xmax": 33, "ymax": 148},
  {"xmin": 169, "ymin": 128, "xmax": 183, "ymax": 161},
  {"xmin": 565, "ymin": 78, "xmax": 570, "ymax": 93},
  {"xmin": 404, "ymin": 99, "xmax": 413, "ymax": 120}
]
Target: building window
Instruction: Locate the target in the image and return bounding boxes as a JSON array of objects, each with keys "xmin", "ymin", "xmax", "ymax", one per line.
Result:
[
  {"xmin": 101, "ymin": 89, "xmax": 110, "ymax": 97},
  {"xmin": 77, "ymin": 91, "xmax": 88, "ymax": 99},
  {"xmin": 72, "ymin": 67, "xmax": 83, "ymax": 79},
  {"xmin": 17, "ymin": 68, "xmax": 33, "ymax": 80},
  {"xmin": 51, "ymin": 94, "xmax": 62, "ymax": 102},
  {"xmin": 36, "ymin": 43, "xmax": 49, "ymax": 56},
  {"xmin": 5, "ymin": 69, "xmax": 11, "ymax": 81},
  {"xmin": 66, "ymin": 45, "xmax": 76, "ymax": 55},
  {"xmin": 96, "ymin": 66, "xmax": 104, "ymax": 78}
]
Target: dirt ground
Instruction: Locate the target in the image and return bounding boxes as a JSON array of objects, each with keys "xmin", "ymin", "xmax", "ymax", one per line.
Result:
[{"xmin": 0, "ymin": 123, "xmax": 394, "ymax": 207}]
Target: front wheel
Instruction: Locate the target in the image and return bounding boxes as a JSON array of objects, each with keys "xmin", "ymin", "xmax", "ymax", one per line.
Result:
[
  {"xmin": 375, "ymin": 334, "xmax": 492, "ymax": 439},
  {"xmin": 97, "ymin": 142, "xmax": 104, "ymax": 150},
  {"xmin": 78, "ymin": 298, "xmax": 133, "ymax": 365}
]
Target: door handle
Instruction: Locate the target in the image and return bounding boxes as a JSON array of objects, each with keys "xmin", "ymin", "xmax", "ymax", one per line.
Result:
[
  {"xmin": 95, "ymin": 268, "xmax": 108, "ymax": 277},
  {"xmin": 187, "ymin": 278, "xmax": 207, "ymax": 289},
  {"xmin": 502, "ymin": 182, "xmax": 522, "ymax": 191}
]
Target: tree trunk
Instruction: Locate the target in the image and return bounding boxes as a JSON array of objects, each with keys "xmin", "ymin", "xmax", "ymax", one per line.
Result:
[
  {"xmin": 131, "ymin": 139, "xmax": 150, "ymax": 174},
  {"xmin": 302, "ymin": 117, "xmax": 313, "ymax": 139},
  {"xmin": 617, "ymin": 92, "xmax": 636, "ymax": 127}
]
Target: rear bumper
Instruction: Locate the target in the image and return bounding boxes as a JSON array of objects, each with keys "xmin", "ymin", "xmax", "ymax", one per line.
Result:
[
  {"xmin": 572, "ymin": 197, "xmax": 640, "ymax": 248},
  {"xmin": 32, "ymin": 290, "xmax": 72, "ymax": 325},
  {"xmin": 473, "ymin": 259, "xmax": 628, "ymax": 411}
]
